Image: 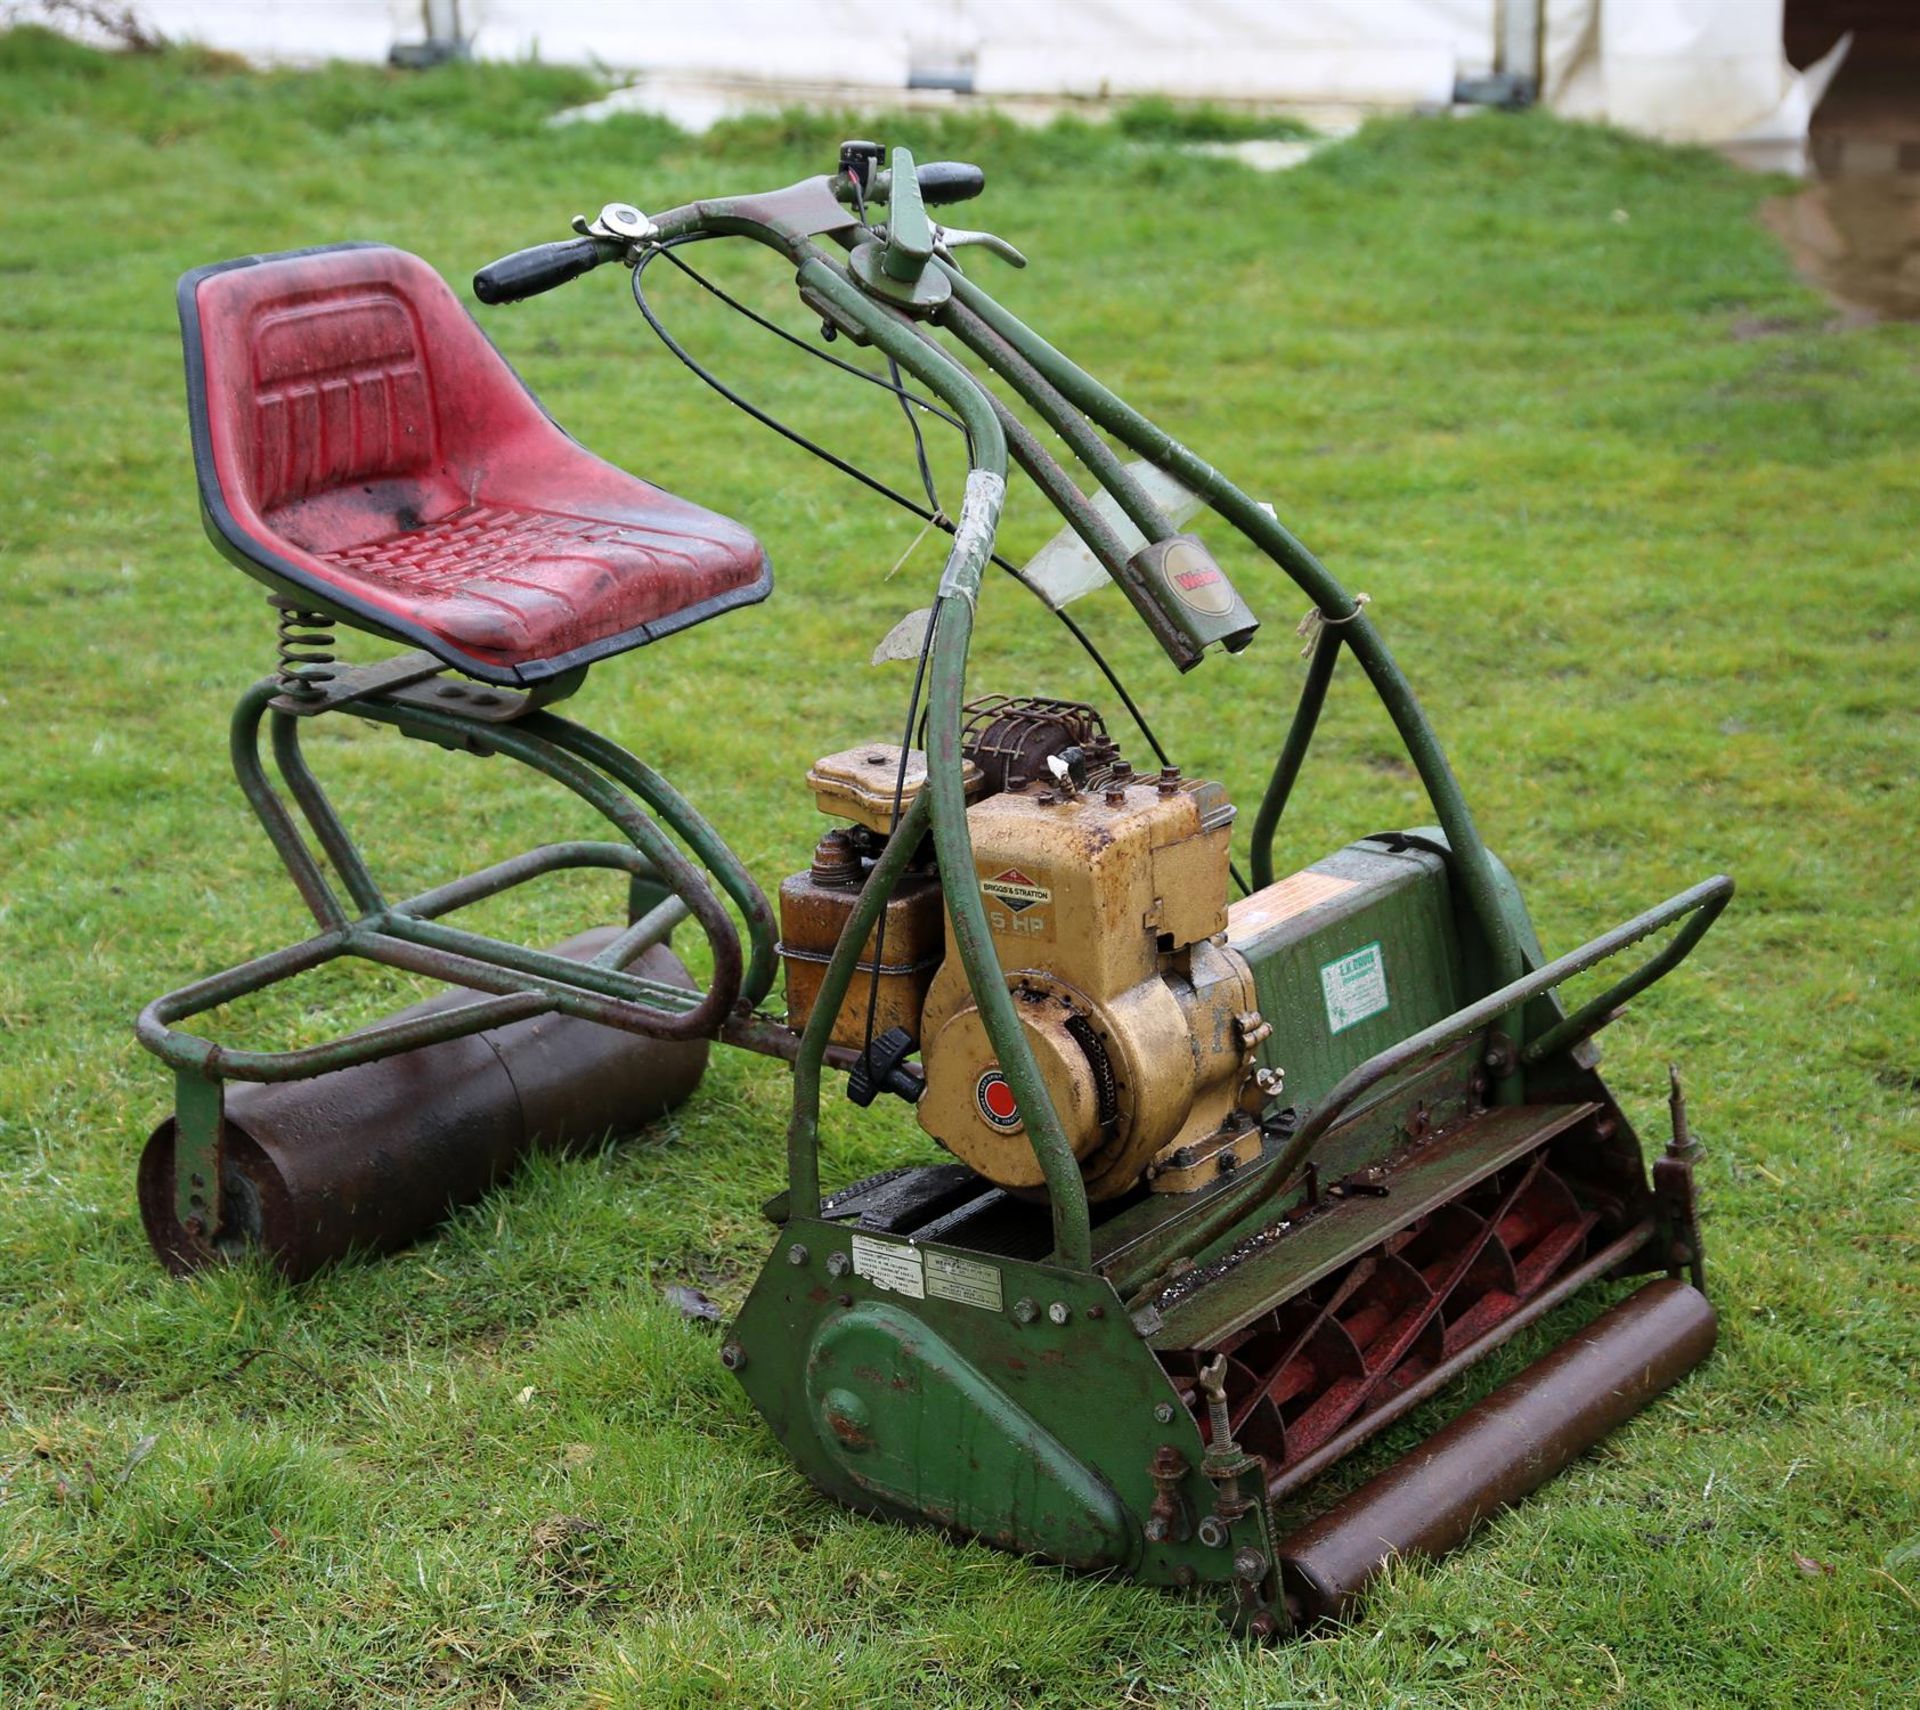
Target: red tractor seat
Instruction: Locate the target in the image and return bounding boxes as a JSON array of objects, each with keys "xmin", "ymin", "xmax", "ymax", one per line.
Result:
[{"xmin": 179, "ymin": 243, "xmax": 771, "ymax": 684}]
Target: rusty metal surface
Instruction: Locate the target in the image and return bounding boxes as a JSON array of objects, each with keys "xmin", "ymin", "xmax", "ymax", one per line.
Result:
[
  {"xmin": 138, "ymin": 930, "xmax": 707, "ymax": 1280},
  {"xmin": 958, "ymin": 695, "xmax": 1110, "ymax": 792},
  {"xmin": 1276, "ymin": 1278, "xmax": 1717, "ymax": 1623},
  {"xmin": 778, "ymin": 860, "xmax": 944, "ymax": 1048},
  {"xmin": 804, "ymin": 743, "xmax": 982, "ymax": 833}
]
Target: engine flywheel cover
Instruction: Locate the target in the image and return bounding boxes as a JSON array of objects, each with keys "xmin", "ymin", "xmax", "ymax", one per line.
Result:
[{"xmin": 918, "ymin": 992, "xmax": 1103, "ymax": 1189}]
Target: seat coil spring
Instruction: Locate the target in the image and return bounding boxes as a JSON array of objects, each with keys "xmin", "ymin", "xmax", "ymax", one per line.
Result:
[{"xmin": 270, "ymin": 597, "xmax": 337, "ymax": 698}]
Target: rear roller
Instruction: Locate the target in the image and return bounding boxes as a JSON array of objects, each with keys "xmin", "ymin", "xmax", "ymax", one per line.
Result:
[{"xmin": 137, "ymin": 929, "xmax": 709, "ymax": 1281}]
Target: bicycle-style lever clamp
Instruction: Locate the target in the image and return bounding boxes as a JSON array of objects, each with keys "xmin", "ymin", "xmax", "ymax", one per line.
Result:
[{"xmin": 849, "ymin": 146, "xmax": 953, "ymax": 313}]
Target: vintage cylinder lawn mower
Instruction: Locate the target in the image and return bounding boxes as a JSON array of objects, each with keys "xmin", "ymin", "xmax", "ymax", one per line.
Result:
[{"xmin": 137, "ymin": 142, "xmax": 1731, "ymax": 1635}]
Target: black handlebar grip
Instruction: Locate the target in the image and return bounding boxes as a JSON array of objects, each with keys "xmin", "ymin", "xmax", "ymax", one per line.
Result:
[
  {"xmin": 916, "ymin": 161, "xmax": 985, "ymax": 207},
  {"xmin": 473, "ymin": 237, "xmax": 616, "ymax": 306}
]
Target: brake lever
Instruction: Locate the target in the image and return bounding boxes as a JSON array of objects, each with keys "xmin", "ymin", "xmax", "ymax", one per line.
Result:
[{"xmin": 932, "ymin": 225, "xmax": 1028, "ymax": 269}]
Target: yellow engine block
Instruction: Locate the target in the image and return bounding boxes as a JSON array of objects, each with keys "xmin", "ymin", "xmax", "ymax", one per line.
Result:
[{"xmin": 917, "ymin": 764, "xmax": 1272, "ymax": 1199}]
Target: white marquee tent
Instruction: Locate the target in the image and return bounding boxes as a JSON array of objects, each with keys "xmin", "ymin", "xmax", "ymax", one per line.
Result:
[{"xmin": 117, "ymin": 1, "xmax": 1843, "ymax": 151}]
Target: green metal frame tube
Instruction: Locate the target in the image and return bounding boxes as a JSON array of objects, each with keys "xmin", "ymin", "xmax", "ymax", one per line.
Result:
[
  {"xmin": 349, "ymin": 699, "xmax": 746, "ymax": 1017},
  {"xmin": 1249, "ymin": 626, "xmax": 1343, "ymax": 889},
  {"xmin": 529, "ymin": 713, "xmax": 780, "ymax": 1010},
  {"xmin": 784, "ymin": 787, "xmax": 931, "ymax": 1218},
  {"xmin": 1521, "ymin": 877, "xmax": 1735, "ymax": 1063},
  {"xmin": 940, "ymin": 267, "xmax": 1528, "ymax": 999},
  {"xmin": 795, "ymin": 259, "xmax": 1093, "ymax": 1268},
  {"xmin": 393, "ymin": 841, "xmax": 656, "ymax": 922},
  {"xmin": 964, "ymin": 369, "xmax": 1138, "ymax": 579},
  {"xmin": 376, "ymin": 913, "xmax": 704, "ymax": 1014},
  {"xmin": 270, "ymin": 710, "xmax": 386, "ymax": 916},
  {"xmin": 1113, "ymin": 874, "xmax": 1733, "ymax": 1297},
  {"xmin": 941, "ymin": 298, "xmax": 1174, "ymax": 546},
  {"xmin": 230, "ymin": 681, "xmax": 345, "ymax": 931}
]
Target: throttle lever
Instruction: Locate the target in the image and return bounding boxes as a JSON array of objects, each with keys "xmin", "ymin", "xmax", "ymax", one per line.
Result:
[
  {"xmin": 933, "ymin": 225, "xmax": 1028, "ymax": 269},
  {"xmin": 572, "ymin": 202, "xmax": 658, "ymax": 244}
]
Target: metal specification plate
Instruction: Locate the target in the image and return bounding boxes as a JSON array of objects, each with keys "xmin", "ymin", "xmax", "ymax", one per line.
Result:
[
  {"xmin": 924, "ymin": 1249, "xmax": 1004, "ymax": 1313},
  {"xmin": 849, "ymin": 1234, "xmax": 924, "ymax": 1298},
  {"xmin": 1321, "ymin": 940, "xmax": 1390, "ymax": 1035}
]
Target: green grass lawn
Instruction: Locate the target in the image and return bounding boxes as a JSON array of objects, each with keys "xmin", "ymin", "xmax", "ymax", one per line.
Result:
[{"xmin": 2, "ymin": 27, "xmax": 1917, "ymax": 1708}]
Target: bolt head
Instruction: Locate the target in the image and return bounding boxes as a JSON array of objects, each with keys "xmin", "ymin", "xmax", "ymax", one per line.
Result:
[
  {"xmin": 1012, "ymin": 1297, "xmax": 1039, "ymax": 1325},
  {"xmin": 1153, "ymin": 1401, "xmax": 1175, "ymax": 1424},
  {"xmin": 1197, "ymin": 1515, "xmax": 1229, "ymax": 1549},
  {"xmin": 825, "ymin": 1250, "xmax": 850, "ymax": 1278},
  {"xmin": 719, "ymin": 1341, "xmax": 746, "ymax": 1371},
  {"xmin": 787, "ymin": 1243, "xmax": 810, "ymax": 1267},
  {"xmin": 1047, "ymin": 1301, "xmax": 1071, "ymax": 1325}
]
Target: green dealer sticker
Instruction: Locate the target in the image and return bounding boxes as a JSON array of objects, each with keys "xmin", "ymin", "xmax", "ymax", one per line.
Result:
[{"xmin": 1321, "ymin": 941, "xmax": 1389, "ymax": 1035}]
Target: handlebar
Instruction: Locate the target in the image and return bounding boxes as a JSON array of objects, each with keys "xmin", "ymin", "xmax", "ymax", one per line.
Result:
[
  {"xmin": 471, "ymin": 159, "xmax": 986, "ymax": 307},
  {"xmin": 473, "ymin": 235, "xmax": 624, "ymax": 305},
  {"xmin": 875, "ymin": 160, "xmax": 985, "ymax": 207}
]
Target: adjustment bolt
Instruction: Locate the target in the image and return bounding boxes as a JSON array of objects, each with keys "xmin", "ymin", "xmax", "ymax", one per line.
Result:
[
  {"xmin": 826, "ymin": 1251, "xmax": 851, "ymax": 1278},
  {"xmin": 1105, "ymin": 788, "xmax": 1127, "ymax": 807},
  {"xmin": 1013, "ymin": 1297, "xmax": 1039, "ymax": 1325},
  {"xmin": 719, "ymin": 1341, "xmax": 747, "ymax": 1371},
  {"xmin": 1047, "ymin": 1301, "xmax": 1071, "ymax": 1325},
  {"xmin": 787, "ymin": 1243, "xmax": 810, "ymax": 1267}
]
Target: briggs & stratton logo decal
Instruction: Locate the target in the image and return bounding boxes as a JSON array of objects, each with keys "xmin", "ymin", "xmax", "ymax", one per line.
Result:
[{"xmin": 980, "ymin": 867, "xmax": 1050, "ymax": 913}]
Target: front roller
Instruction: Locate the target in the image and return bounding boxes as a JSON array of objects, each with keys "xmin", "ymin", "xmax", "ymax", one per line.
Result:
[
  {"xmin": 1276, "ymin": 1278, "xmax": 1718, "ymax": 1623},
  {"xmin": 138, "ymin": 929, "xmax": 709, "ymax": 1280}
]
